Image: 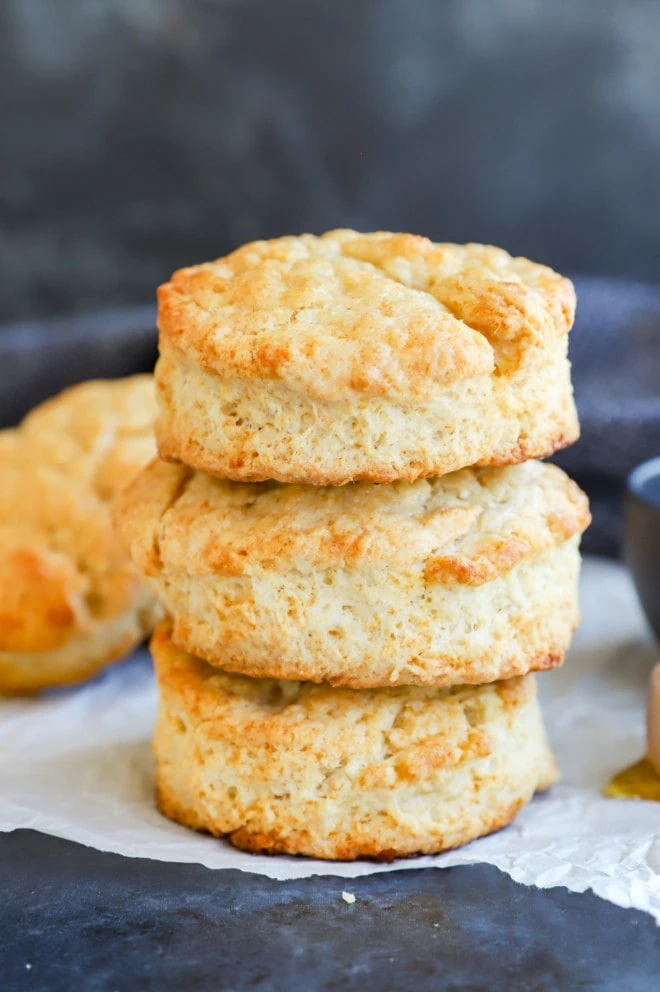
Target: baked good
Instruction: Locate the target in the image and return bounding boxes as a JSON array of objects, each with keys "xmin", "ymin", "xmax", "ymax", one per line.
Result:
[
  {"xmin": 116, "ymin": 458, "xmax": 589, "ymax": 688},
  {"xmin": 155, "ymin": 230, "xmax": 578, "ymax": 485},
  {"xmin": 0, "ymin": 376, "xmax": 161, "ymax": 693},
  {"xmin": 152, "ymin": 622, "xmax": 558, "ymax": 860}
]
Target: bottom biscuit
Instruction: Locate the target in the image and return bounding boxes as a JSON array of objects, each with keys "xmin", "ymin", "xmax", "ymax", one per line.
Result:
[{"xmin": 151, "ymin": 622, "xmax": 558, "ymax": 861}]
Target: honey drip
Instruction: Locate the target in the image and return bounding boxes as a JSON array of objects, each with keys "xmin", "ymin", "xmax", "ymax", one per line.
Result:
[{"xmin": 605, "ymin": 758, "xmax": 660, "ymax": 801}]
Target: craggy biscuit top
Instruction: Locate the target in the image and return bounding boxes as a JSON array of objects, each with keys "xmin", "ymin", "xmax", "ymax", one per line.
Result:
[
  {"xmin": 153, "ymin": 619, "xmax": 535, "ymax": 763},
  {"xmin": 117, "ymin": 457, "xmax": 589, "ymax": 585},
  {"xmin": 157, "ymin": 230, "xmax": 575, "ymax": 402},
  {"xmin": 0, "ymin": 376, "xmax": 156, "ymax": 653}
]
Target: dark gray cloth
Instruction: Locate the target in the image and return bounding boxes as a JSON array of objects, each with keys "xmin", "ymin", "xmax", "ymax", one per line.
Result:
[
  {"xmin": 555, "ymin": 277, "xmax": 660, "ymax": 556},
  {"xmin": 1, "ymin": 277, "xmax": 658, "ymax": 557},
  {"xmin": 0, "ymin": 305, "xmax": 157, "ymax": 428}
]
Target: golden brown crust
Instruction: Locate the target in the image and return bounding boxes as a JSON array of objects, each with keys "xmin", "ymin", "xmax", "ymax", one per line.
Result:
[
  {"xmin": 152, "ymin": 624, "xmax": 559, "ymax": 861},
  {"xmin": 157, "ymin": 230, "xmax": 574, "ymax": 400},
  {"xmin": 152, "ymin": 617, "xmax": 537, "ymax": 734},
  {"xmin": 0, "ymin": 376, "xmax": 160, "ymax": 692},
  {"xmin": 0, "ymin": 593, "xmax": 161, "ymax": 695},
  {"xmin": 155, "ymin": 784, "xmax": 529, "ymax": 862},
  {"xmin": 168, "ymin": 632, "xmax": 568, "ymax": 691},
  {"xmin": 480, "ymin": 427, "xmax": 580, "ymax": 471},
  {"xmin": 116, "ymin": 459, "xmax": 588, "ymax": 688},
  {"xmin": 224, "ymin": 801, "xmax": 529, "ymax": 861},
  {"xmin": 155, "ymin": 231, "xmax": 578, "ymax": 485},
  {"xmin": 117, "ymin": 458, "xmax": 589, "ymax": 578}
]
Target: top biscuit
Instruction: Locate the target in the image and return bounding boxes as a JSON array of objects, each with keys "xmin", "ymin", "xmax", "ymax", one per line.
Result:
[
  {"xmin": 156, "ymin": 230, "xmax": 579, "ymax": 485},
  {"xmin": 0, "ymin": 376, "xmax": 160, "ymax": 692}
]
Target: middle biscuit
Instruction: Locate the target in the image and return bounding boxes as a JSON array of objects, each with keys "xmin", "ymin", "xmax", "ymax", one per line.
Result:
[{"xmin": 116, "ymin": 459, "xmax": 590, "ymax": 688}]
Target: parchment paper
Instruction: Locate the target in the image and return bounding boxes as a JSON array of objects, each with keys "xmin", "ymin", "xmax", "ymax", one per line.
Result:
[{"xmin": 2, "ymin": 557, "xmax": 659, "ymax": 921}]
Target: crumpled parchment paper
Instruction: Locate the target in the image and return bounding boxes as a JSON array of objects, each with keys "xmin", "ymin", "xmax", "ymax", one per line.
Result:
[{"xmin": 1, "ymin": 557, "xmax": 659, "ymax": 921}]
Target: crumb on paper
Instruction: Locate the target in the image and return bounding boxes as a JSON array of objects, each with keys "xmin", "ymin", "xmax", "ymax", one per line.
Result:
[{"xmin": 341, "ymin": 890, "xmax": 356, "ymax": 904}]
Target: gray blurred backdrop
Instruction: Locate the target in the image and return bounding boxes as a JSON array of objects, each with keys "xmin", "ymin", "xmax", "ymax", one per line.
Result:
[{"xmin": 1, "ymin": 0, "xmax": 659, "ymax": 321}]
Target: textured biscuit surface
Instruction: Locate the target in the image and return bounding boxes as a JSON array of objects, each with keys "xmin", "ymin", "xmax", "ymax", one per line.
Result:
[
  {"xmin": 156, "ymin": 230, "xmax": 578, "ymax": 484},
  {"xmin": 117, "ymin": 459, "xmax": 589, "ymax": 688},
  {"xmin": 152, "ymin": 623, "xmax": 559, "ymax": 860},
  {"xmin": 0, "ymin": 376, "xmax": 161, "ymax": 693}
]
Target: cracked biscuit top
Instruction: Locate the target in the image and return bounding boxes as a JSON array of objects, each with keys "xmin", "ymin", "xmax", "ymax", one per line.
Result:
[
  {"xmin": 118, "ymin": 458, "xmax": 589, "ymax": 586},
  {"xmin": 157, "ymin": 230, "xmax": 575, "ymax": 403},
  {"xmin": 0, "ymin": 376, "xmax": 156, "ymax": 654}
]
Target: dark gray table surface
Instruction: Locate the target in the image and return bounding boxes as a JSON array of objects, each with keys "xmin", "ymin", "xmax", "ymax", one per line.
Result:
[{"xmin": 3, "ymin": 829, "xmax": 660, "ymax": 991}]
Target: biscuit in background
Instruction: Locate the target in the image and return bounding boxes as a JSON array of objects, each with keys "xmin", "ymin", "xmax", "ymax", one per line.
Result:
[{"xmin": 0, "ymin": 375, "xmax": 161, "ymax": 693}]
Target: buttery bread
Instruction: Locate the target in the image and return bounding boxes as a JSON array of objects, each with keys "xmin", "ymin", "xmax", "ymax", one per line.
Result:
[
  {"xmin": 0, "ymin": 376, "xmax": 161, "ymax": 693},
  {"xmin": 152, "ymin": 622, "xmax": 558, "ymax": 860},
  {"xmin": 156, "ymin": 230, "xmax": 578, "ymax": 485},
  {"xmin": 116, "ymin": 458, "xmax": 589, "ymax": 688}
]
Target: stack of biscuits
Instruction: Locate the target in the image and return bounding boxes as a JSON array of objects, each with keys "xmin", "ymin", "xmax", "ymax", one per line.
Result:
[{"xmin": 116, "ymin": 230, "xmax": 590, "ymax": 861}]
